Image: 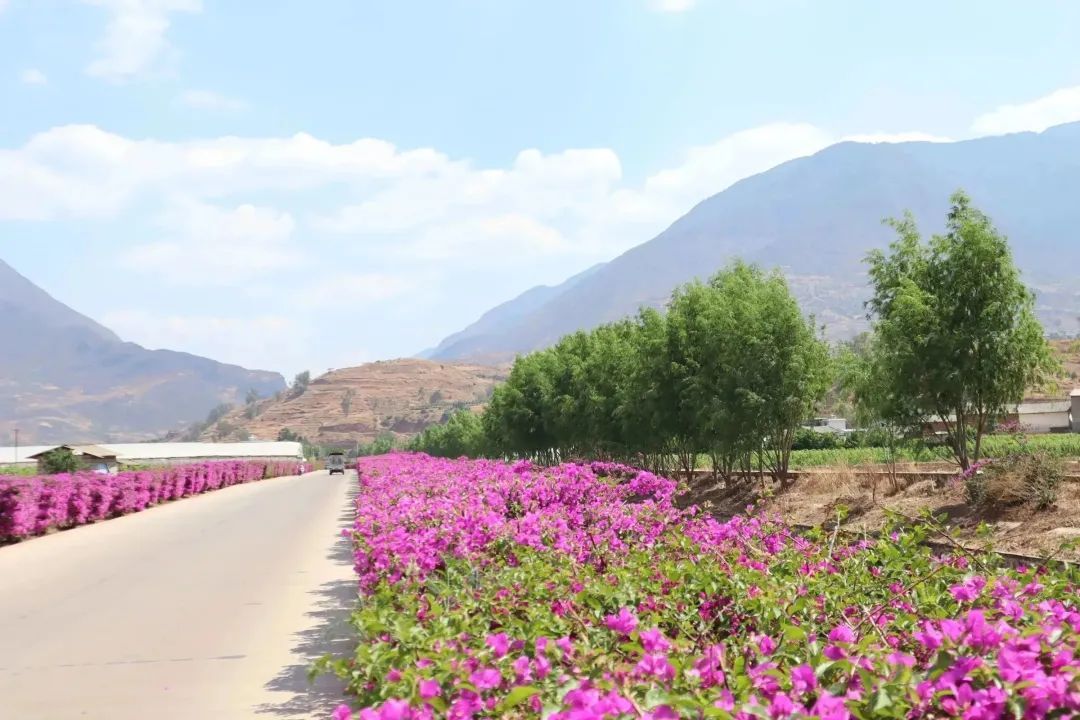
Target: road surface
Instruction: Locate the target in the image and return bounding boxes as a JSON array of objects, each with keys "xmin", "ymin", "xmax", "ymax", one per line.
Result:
[{"xmin": 0, "ymin": 469, "xmax": 356, "ymax": 720}]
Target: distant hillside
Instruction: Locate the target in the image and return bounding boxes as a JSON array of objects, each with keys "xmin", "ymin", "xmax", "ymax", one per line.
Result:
[
  {"xmin": 429, "ymin": 123, "xmax": 1080, "ymax": 362},
  {"xmin": 0, "ymin": 259, "xmax": 285, "ymax": 444},
  {"xmin": 421, "ymin": 264, "xmax": 605, "ymax": 362},
  {"xmin": 191, "ymin": 359, "xmax": 508, "ymax": 447}
]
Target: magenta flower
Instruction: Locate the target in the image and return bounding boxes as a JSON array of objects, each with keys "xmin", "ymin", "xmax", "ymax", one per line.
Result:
[
  {"xmin": 485, "ymin": 633, "xmax": 510, "ymax": 658},
  {"xmin": 791, "ymin": 664, "xmax": 817, "ymax": 694},
  {"xmin": 828, "ymin": 624, "xmax": 856, "ymax": 643},
  {"xmin": 635, "ymin": 654, "xmax": 675, "ymax": 683},
  {"xmin": 605, "ymin": 607, "xmax": 638, "ymax": 635},
  {"xmin": 757, "ymin": 633, "xmax": 777, "ymax": 655},
  {"xmin": 469, "ymin": 667, "xmax": 501, "ymax": 691},
  {"xmin": 418, "ymin": 679, "xmax": 440, "ymax": 699},
  {"xmin": 640, "ymin": 628, "xmax": 671, "ymax": 653}
]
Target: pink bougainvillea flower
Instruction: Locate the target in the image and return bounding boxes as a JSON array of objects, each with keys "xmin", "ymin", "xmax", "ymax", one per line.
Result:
[
  {"xmin": 485, "ymin": 633, "xmax": 510, "ymax": 658},
  {"xmin": 604, "ymin": 607, "xmax": 638, "ymax": 635}
]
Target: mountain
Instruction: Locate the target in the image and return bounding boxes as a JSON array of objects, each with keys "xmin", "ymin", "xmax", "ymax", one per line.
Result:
[
  {"xmin": 190, "ymin": 359, "xmax": 508, "ymax": 447},
  {"xmin": 0, "ymin": 259, "xmax": 286, "ymax": 444},
  {"xmin": 421, "ymin": 263, "xmax": 606, "ymax": 362},
  {"xmin": 429, "ymin": 123, "xmax": 1080, "ymax": 362}
]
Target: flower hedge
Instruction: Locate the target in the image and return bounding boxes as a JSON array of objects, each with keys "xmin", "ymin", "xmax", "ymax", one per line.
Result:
[
  {"xmin": 0, "ymin": 459, "xmax": 303, "ymax": 541},
  {"xmin": 325, "ymin": 453, "xmax": 1080, "ymax": 719}
]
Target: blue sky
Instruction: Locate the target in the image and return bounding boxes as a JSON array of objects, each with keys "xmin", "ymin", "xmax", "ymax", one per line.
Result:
[{"xmin": 3, "ymin": 0, "xmax": 1080, "ymax": 377}]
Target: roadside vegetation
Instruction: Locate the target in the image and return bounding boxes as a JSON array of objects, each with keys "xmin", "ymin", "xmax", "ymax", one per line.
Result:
[
  {"xmin": 328, "ymin": 454, "xmax": 1080, "ymax": 719},
  {"xmin": 0, "ymin": 460, "xmax": 302, "ymax": 542}
]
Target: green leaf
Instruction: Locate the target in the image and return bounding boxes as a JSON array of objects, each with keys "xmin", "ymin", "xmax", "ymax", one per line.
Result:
[
  {"xmin": 782, "ymin": 623, "xmax": 807, "ymax": 643},
  {"xmin": 872, "ymin": 688, "xmax": 893, "ymax": 713},
  {"xmin": 499, "ymin": 685, "xmax": 540, "ymax": 711}
]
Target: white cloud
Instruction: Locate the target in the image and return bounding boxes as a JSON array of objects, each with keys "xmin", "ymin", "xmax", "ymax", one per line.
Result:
[
  {"xmin": 0, "ymin": 125, "xmax": 449, "ymax": 221},
  {"xmin": 124, "ymin": 201, "xmax": 299, "ymax": 284},
  {"xmin": 842, "ymin": 131, "xmax": 953, "ymax": 144},
  {"xmin": 177, "ymin": 89, "xmax": 248, "ymax": 112},
  {"xmin": 651, "ymin": 0, "xmax": 696, "ymax": 12},
  {"xmin": 971, "ymin": 86, "xmax": 1080, "ymax": 135},
  {"xmin": 20, "ymin": 69, "xmax": 47, "ymax": 85},
  {"xmin": 82, "ymin": 0, "xmax": 202, "ymax": 80},
  {"xmin": 406, "ymin": 214, "xmax": 571, "ymax": 262},
  {"xmin": 0, "ymin": 121, "xmax": 849, "ymax": 274},
  {"xmin": 298, "ymin": 272, "xmax": 418, "ymax": 309},
  {"xmin": 639, "ymin": 123, "xmax": 832, "ymax": 210}
]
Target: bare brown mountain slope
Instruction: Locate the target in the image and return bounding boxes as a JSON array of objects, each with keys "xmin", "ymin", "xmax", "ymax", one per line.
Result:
[
  {"xmin": 195, "ymin": 359, "xmax": 508, "ymax": 447},
  {"xmin": 0, "ymin": 259, "xmax": 285, "ymax": 444}
]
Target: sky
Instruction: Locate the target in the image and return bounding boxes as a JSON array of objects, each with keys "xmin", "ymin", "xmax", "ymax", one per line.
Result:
[{"xmin": 3, "ymin": 0, "xmax": 1080, "ymax": 378}]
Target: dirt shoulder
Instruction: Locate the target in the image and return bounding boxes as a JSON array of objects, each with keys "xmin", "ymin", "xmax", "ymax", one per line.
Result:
[{"xmin": 685, "ymin": 466, "xmax": 1080, "ymax": 562}]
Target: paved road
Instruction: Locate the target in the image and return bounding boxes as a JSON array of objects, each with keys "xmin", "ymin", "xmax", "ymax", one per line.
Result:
[{"xmin": 0, "ymin": 470, "xmax": 356, "ymax": 720}]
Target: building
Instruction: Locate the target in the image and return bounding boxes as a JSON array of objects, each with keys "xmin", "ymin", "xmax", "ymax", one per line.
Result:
[
  {"xmin": 27, "ymin": 445, "xmax": 120, "ymax": 474},
  {"xmin": 97, "ymin": 441, "xmax": 304, "ymax": 466},
  {"xmin": 1005, "ymin": 400, "xmax": 1072, "ymax": 434},
  {"xmin": 922, "ymin": 392, "xmax": 1079, "ymax": 435},
  {"xmin": 803, "ymin": 417, "xmax": 852, "ymax": 435},
  {"xmin": 1, "ymin": 441, "xmax": 303, "ymax": 471},
  {"xmin": 0, "ymin": 445, "xmax": 54, "ymax": 468}
]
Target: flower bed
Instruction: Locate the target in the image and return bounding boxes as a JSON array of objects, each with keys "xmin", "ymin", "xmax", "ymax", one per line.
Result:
[
  {"xmin": 326, "ymin": 454, "xmax": 1080, "ymax": 719},
  {"xmin": 0, "ymin": 459, "xmax": 302, "ymax": 542}
]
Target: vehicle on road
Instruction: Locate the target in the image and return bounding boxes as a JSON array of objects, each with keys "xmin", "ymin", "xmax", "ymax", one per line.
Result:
[{"xmin": 327, "ymin": 452, "xmax": 346, "ymax": 475}]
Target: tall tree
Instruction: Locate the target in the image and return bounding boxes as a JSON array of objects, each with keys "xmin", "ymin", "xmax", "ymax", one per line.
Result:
[
  {"xmin": 669, "ymin": 262, "xmax": 831, "ymax": 481},
  {"xmin": 865, "ymin": 190, "xmax": 1056, "ymax": 469}
]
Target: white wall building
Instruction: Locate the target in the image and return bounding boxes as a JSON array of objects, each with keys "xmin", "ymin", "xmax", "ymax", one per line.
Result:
[
  {"xmin": 1012, "ymin": 400, "xmax": 1072, "ymax": 434},
  {"xmin": 1, "ymin": 441, "xmax": 303, "ymax": 468}
]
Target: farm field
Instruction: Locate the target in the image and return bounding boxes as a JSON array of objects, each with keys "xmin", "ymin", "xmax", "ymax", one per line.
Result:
[
  {"xmin": 786, "ymin": 434, "xmax": 1080, "ymax": 470},
  {"xmin": 326, "ymin": 454, "xmax": 1080, "ymax": 719}
]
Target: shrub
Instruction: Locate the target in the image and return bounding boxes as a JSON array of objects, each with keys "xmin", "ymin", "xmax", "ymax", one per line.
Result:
[
  {"xmin": 326, "ymin": 454, "xmax": 1080, "ymax": 720},
  {"xmin": 791, "ymin": 427, "xmax": 844, "ymax": 450},
  {"xmin": 964, "ymin": 451, "xmax": 1064, "ymax": 510},
  {"xmin": 39, "ymin": 447, "xmax": 79, "ymax": 475},
  {"xmin": 0, "ymin": 460, "xmax": 301, "ymax": 541}
]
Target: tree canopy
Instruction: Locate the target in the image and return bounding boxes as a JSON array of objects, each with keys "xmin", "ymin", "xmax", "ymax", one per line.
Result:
[
  {"xmin": 415, "ymin": 261, "xmax": 831, "ymax": 481},
  {"xmin": 864, "ymin": 190, "xmax": 1056, "ymax": 469}
]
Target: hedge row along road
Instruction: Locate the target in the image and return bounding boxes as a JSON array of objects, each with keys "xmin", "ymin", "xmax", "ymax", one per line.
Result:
[{"xmin": 0, "ymin": 468, "xmax": 355, "ymax": 720}]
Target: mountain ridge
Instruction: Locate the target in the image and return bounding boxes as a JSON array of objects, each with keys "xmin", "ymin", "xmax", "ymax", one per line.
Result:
[
  {"xmin": 0, "ymin": 259, "xmax": 286, "ymax": 444},
  {"xmin": 190, "ymin": 358, "xmax": 508, "ymax": 447},
  {"xmin": 428, "ymin": 124, "xmax": 1080, "ymax": 362}
]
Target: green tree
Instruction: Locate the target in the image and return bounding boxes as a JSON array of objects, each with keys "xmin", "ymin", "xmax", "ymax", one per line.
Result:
[
  {"xmin": 291, "ymin": 371, "xmax": 311, "ymax": 399},
  {"xmin": 667, "ymin": 262, "xmax": 831, "ymax": 481},
  {"xmin": 40, "ymin": 447, "xmax": 79, "ymax": 474},
  {"xmin": 243, "ymin": 389, "xmax": 261, "ymax": 420},
  {"xmin": 277, "ymin": 427, "xmax": 301, "ymax": 442},
  {"xmin": 341, "ymin": 388, "xmax": 356, "ymax": 416},
  {"xmin": 865, "ymin": 190, "xmax": 1056, "ymax": 469},
  {"xmin": 409, "ymin": 410, "xmax": 486, "ymax": 458}
]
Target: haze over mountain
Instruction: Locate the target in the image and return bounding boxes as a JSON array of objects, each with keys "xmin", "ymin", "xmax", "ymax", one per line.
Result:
[
  {"xmin": 428, "ymin": 123, "xmax": 1080, "ymax": 362},
  {"xmin": 0, "ymin": 259, "xmax": 286, "ymax": 444}
]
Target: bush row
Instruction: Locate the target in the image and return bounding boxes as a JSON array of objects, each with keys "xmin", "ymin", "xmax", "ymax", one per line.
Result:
[
  {"xmin": 324, "ymin": 453, "xmax": 1080, "ymax": 719},
  {"xmin": 0, "ymin": 460, "xmax": 303, "ymax": 542}
]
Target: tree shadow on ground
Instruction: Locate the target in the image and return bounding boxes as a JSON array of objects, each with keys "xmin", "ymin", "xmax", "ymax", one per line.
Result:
[{"xmin": 256, "ymin": 483, "xmax": 358, "ymax": 718}]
